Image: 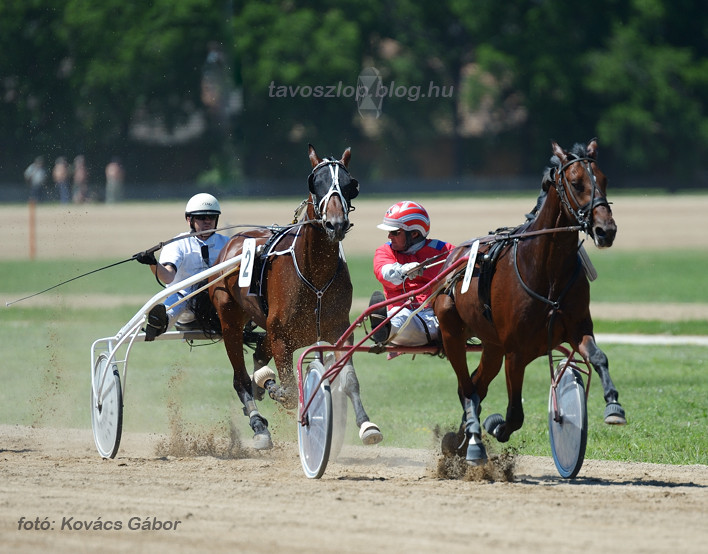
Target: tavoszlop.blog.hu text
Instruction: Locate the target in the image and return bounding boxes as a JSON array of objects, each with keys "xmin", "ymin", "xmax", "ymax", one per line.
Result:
[{"xmin": 267, "ymin": 81, "xmax": 453, "ymax": 102}]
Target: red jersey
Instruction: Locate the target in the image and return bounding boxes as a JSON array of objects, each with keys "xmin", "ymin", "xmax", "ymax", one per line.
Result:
[{"xmin": 373, "ymin": 238, "xmax": 455, "ymax": 308}]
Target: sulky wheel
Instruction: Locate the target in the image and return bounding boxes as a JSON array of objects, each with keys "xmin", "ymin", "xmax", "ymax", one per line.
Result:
[
  {"xmin": 91, "ymin": 353, "xmax": 123, "ymax": 459},
  {"xmin": 298, "ymin": 359, "xmax": 333, "ymax": 479},
  {"xmin": 548, "ymin": 362, "xmax": 588, "ymax": 479}
]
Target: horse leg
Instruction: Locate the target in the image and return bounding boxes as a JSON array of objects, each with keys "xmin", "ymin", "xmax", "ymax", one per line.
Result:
[
  {"xmin": 262, "ymin": 332, "xmax": 298, "ymax": 410},
  {"xmin": 480, "ymin": 351, "xmax": 524, "ymax": 444},
  {"xmin": 579, "ymin": 335, "xmax": 626, "ymax": 424},
  {"xmin": 437, "ymin": 297, "xmax": 492, "ymax": 464},
  {"xmin": 250, "ymin": 330, "xmax": 271, "ymax": 402},
  {"xmin": 336, "ymin": 335, "xmax": 382, "ymax": 445},
  {"xmin": 221, "ymin": 323, "xmax": 273, "ymax": 450},
  {"xmin": 455, "ymin": 345, "xmax": 504, "ymax": 463}
]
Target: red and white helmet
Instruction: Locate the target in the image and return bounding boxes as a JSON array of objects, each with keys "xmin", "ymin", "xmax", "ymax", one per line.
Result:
[{"xmin": 377, "ymin": 200, "xmax": 430, "ymax": 237}]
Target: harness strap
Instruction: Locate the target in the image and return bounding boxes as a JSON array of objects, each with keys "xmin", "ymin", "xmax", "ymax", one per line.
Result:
[
  {"xmin": 511, "ymin": 238, "xmax": 582, "ymax": 353},
  {"xmin": 257, "ymin": 219, "xmax": 344, "ymax": 341},
  {"xmin": 290, "ymin": 230, "xmax": 344, "ymax": 341},
  {"xmin": 512, "ymin": 239, "xmax": 581, "ymax": 310}
]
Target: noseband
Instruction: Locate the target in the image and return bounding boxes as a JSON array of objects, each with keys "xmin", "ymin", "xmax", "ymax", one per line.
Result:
[
  {"xmin": 308, "ymin": 160, "xmax": 355, "ymax": 225},
  {"xmin": 554, "ymin": 156, "xmax": 610, "ymax": 233}
]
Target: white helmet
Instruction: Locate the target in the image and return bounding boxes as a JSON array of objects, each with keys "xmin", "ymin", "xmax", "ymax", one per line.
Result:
[{"xmin": 185, "ymin": 193, "xmax": 221, "ymax": 216}]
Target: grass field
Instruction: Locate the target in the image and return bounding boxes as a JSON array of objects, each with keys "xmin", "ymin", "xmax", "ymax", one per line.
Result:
[{"xmin": 2, "ymin": 249, "xmax": 707, "ymax": 465}]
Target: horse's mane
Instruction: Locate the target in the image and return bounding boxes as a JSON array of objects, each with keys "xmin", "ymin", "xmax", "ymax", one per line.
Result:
[{"xmin": 531, "ymin": 142, "xmax": 588, "ymax": 220}]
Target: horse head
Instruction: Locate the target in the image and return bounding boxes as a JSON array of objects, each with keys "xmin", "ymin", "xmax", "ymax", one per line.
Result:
[
  {"xmin": 307, "ymin": 144, "xmax": 359, "ymax": 242},
  {"xmin": 546, "ymin": 139, "xmax": 617, "ymax": 248}
]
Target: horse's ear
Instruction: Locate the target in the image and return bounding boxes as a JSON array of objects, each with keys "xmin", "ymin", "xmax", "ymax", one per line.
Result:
[
  {"xmin": 551, "ymin": 140, "xmax": 568, "ymax": 165},
  {"xmin": 308, "ymin": 144, "xmax": 322, "ymax": 168},
  {"xmin": 586, "ymin": 138, "xmax": 598, "ymax": 160},
  {"xmin": 341, "ymin": 147, "xmax": 351, "ymax": 168}
]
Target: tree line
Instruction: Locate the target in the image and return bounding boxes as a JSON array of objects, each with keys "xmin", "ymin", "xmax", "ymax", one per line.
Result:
[{"xmin": 1, "ymin": 0, "xmax": 706, "ymax": 191}]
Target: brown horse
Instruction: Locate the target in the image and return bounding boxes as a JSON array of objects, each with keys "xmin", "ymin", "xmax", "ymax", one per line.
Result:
[
  {"xmin": 209, "ymin": 145, "xmax": 382, "ymax": 449},
  {"xmin": 434, "ymin": 139, "xmax": 626, "ymax": 464}
]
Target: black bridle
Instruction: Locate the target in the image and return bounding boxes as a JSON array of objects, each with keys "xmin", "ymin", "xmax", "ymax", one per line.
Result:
[
  {"xmin": 553, "ymin": 156, "xmax": 611, "ymax": 234},
  {"xmin": 307, "ymin": 159, "xmax": 358, "ymax": 224}
]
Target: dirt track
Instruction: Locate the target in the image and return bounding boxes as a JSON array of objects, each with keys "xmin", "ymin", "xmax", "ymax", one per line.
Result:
[
  {"xmin": 2, "ymin": 425, "xmax": 708, "ymax": 554},
  {"xmin": 3, "ymin": 195, "xmax": 708, "ymax": 552}
]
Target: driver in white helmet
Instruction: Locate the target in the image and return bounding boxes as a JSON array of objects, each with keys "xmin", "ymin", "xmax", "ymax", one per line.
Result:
[
  {"xmin": 135, "ymin": 193, "xmax": 230, "ymax": 340},
  {"xmin": 370, "ymin": 200, "xmax": 455, "ymax": 347}
]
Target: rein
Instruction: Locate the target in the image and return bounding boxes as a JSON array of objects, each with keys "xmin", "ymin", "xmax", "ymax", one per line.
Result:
[{"xmin": 4, "ymin": 221, "xmax": 308, "ymax": 307}]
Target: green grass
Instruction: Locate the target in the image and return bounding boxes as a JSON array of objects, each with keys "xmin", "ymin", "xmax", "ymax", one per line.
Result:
[
  {"xmin": 1, "ymin": 250, "xmax": 707, "ymax": 465},
  {"xmin": 3, "ymin": 248, "xmax": 708, "ymax": 304},
  {"xmin": 588, "ymin": 249, "xmax": 708, "ymax": 303}
]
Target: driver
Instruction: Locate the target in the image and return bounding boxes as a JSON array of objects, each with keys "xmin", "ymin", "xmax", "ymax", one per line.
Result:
[
  {"xmin": 370, "ymin": 200, "xmax": 455, "ymax": 346},
  {"xmin": 135, "ymin": 193, "xmax": 230, "ymax": 340}
]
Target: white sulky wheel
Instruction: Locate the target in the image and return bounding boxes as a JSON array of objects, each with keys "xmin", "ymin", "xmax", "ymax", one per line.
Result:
[
  {"xmin": 548, "ymin": 361, "xmax": 588, "ymax": 479},
  {"xmin": 91, "ymin": 353, "xmax": 123, "ymax": 459},
  {"xmin": 298, "ymin": 359, "xmax": 333, "ymax": 479}
]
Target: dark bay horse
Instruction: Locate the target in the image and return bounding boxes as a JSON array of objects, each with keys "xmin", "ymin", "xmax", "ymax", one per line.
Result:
[
  {"xmin": 434, "ymin": 139, "xmax": 626, "ymax": 464},
  {"xmin": 209, "ymin": 145, "xmax": 382, "ymax": 449}
]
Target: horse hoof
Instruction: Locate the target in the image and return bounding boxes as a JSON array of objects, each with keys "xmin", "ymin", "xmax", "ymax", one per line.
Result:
[
  {"xmin": 280, "ymin": 393, "xmax": 298, "ymax": 411},
  {"xmin": 466, "ymin": 457, "xmax": 486, "ymax": 467},
  {"xmin": 483, "ymin": 413, "xmax": 505, "ymax": 439},
  {"xmin": 359, "ymin": 421, "xmax": 383, "ymax": 445},
  {"xmin": 604, "ymin": 402, "xmax": 627, "ymax": 425},
  {"xmin": 266, "ymin": 384, "xmax": 297, "ymax": 410},
  {"xmin": 466, "ymin": 438, "xmax": 487, "ymax": 465},
  {"xmin": 252, "ymin": 433, "xmax": 273, "ymax": 450}
]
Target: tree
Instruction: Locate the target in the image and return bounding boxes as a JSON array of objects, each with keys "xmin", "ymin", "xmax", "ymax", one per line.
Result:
[
  {"xmin": 584, "ymin": 1, "xmax": 708, "ymax": 179},
  {"xmin": 0, "ymin": 1, "xmax": 76, "ymax": 165},
  {"xmin": 1, "ymin": 0, "xmax": 706, "ymax": 188},
  {"xmin": 232, "ymin": 1, "xmax": 364, "ymax": 179}
]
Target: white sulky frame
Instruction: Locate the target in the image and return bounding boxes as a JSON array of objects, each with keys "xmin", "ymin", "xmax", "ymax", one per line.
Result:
[{"xmin": 89, "ymin": 253, "xmax": 243, "ymax": 458}]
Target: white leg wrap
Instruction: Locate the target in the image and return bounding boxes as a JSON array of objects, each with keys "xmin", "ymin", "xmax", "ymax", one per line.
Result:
[{"xmin": 253, "ymin": 365, "xmax": 276, "ymax": 388}]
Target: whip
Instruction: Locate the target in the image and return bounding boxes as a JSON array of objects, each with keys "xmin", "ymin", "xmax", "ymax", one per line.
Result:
[{"xmin": 4, "ymin": 221, "xmax": 293, "ymax": 307}]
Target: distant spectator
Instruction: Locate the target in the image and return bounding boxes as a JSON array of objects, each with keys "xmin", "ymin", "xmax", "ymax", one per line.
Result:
[
  {"xmin": 24, "ymin": 156, "xmax": 47, "ymax": 203},
  {"xmin": 53, "ymin": 156, "xmax": 72, "ymax": 204},
  {"xmin": 72, "ymin": 155, "xmax": 90, "ymax": 204},
  {"xmin": 105, "ymin": 156, "xmax": 124, "ymax": 203}
]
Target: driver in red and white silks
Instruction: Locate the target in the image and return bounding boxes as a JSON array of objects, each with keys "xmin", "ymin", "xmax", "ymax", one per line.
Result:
[{"xmin": 372, "ymin": 200, "xmax": 455, "ymax": 346}]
